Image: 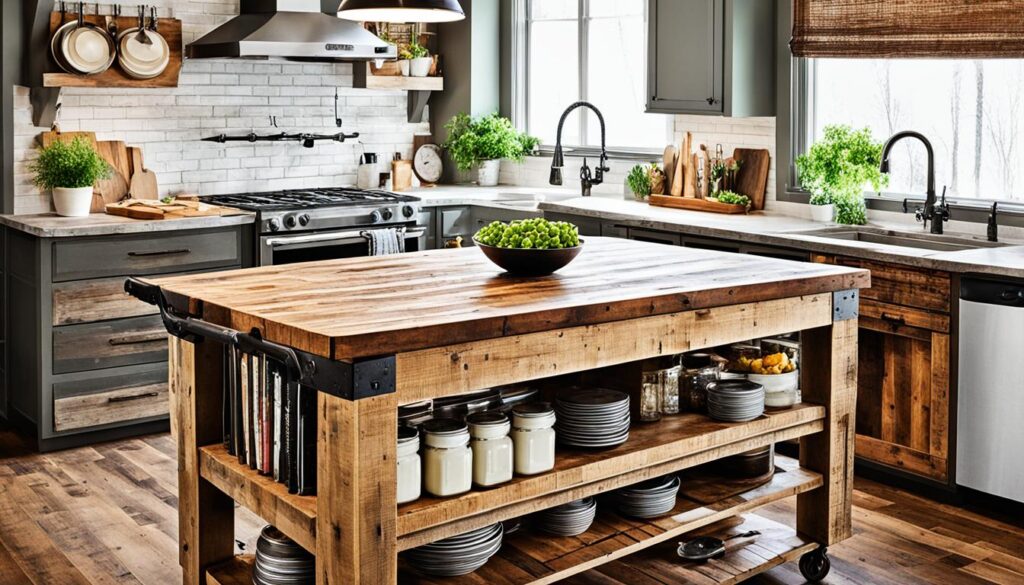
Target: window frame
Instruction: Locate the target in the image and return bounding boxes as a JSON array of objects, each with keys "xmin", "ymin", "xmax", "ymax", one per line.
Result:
[
  {"xmin": 509, "ymin": 0, "xmax": 671, "ymax": 160},
  {"xmin": 780, "ymin": 55, "xmax": 1024, "ymax": 219}
]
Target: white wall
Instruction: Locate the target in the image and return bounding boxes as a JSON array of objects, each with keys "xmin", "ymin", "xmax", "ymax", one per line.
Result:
[
  {"xmin": 13, "ymin": 0, "xmax": 429, "ymax": 214},
  {"xmin": 499, "ymin": 115, "xmax": 799, "ymax": 211}
]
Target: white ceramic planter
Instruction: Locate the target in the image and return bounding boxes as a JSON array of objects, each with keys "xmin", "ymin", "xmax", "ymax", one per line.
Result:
[
  {"xmin": 810, "ymin": 203, "xmax": 834, "ymax": 222},
  {"xmin": 399, "ymin": 60, "xmax": 410, "ymax": 76},
  {"xmin": 52, "ymin": 186, "xmax": 94, "ymax": 217},
  {"xmin": 409, "ymin": 57, "xmax": 432, "ymax": 77},
  {"xmin": 477, "ymin": 160, "xmax": 501, "ymax": 187}
]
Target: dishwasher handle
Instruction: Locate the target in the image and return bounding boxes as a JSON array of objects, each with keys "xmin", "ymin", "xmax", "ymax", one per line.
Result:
[{"xmin": 961, "ymin": 277, "xmax": 1024, "ymax": 307}]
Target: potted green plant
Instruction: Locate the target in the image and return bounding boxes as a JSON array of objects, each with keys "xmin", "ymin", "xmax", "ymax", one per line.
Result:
[
  {"xmin": 796, "ymin": 124, "xmax": 888, "ymax": 225},
  {"xmin": 400, "ymin": 41, "xmax": 432, "ymax": 77},
  {"xmin": 443, "ymin": 113, "xmax": 538, "ymax": 187},
  {"xmin": 626, "ymin": 163, "xmax": 664, "ymax": 201},
  {"xmin": 30, "ymin": 137, "xmax": 109, "ymax": 217}
]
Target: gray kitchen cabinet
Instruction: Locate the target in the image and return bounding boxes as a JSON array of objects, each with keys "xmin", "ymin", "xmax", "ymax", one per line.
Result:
[
  {"xmin": 628, "ymin": 228, "xmax": 682, "ymax": 246},
  {"xmin": 3, "ymin": 224, "xmax": 250, "ymax": 451},
  {"xmin": 647, "ymin": 0, "xmax": 775, "ymax": 117},
  {"xmin": 435, "ymin": 206, "xmax": 475, "ymax": 248}
]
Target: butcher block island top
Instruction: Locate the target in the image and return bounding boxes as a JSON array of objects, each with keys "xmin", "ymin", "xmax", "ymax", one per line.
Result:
[
  {"xmin": 157, "ymin": 236, "xmax": 870, "ymax": 585},
  {"xmin": 153, "ymin": 236, "xmax": 869, "ymax": 360}
]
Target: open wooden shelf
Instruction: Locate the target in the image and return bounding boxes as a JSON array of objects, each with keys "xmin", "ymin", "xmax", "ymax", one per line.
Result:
[
  {"xmin": 353, "ymin": 62, "xmax": 444, "ymax": 91},
  {"xmin": 206, "ymin": 555, "xmax": 254, "ymax": 585},
  {"xmin": 199, "ymin": 445, "xmax": 317, "ymax": 553},
  {"xmin": 397, "ymin": 455, "xmax": 820, "ymax": 584},
  {"xmin": 397, "ymin": 405, "xmax": 824, "ymax": 549},
  {"xmin": 198, "ymin": 404, "xmax": 823, "ymax": 557}
]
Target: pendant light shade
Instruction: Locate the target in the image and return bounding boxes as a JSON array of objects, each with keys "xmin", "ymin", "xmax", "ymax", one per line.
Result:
[{"xmin": 337, "ymin": 0, "xmax": 465, "ymax": 23}]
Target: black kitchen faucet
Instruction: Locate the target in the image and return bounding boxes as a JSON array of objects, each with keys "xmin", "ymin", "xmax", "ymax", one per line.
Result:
[
  {"xmin": 550, "ymin": 101, "xmax": 610, "ymax": 197},
  {"xmin": 880, "ymin": 131, "xmax": 949, "ymax": 234}
]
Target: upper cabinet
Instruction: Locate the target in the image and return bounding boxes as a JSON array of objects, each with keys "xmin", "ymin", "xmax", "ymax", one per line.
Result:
[{"xmin": 646, "ymin": 0, "xmax": 776, "ymax": 117}]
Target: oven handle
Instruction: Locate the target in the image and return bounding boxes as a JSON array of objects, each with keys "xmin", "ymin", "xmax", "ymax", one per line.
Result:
[{"xmin": 264, "ymin": 227, "xmax": 426, "ymax": 248}]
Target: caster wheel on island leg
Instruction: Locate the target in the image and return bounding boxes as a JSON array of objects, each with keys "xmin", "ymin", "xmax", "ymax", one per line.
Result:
[{"xmin": 799, "ymin": 546, "xmax": 831, "ymax": 582}]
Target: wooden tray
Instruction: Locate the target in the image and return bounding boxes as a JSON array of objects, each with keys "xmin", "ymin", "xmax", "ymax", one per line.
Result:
[
  {"xmin": 43, "ymin": 12, "xmax": 182, "ymax": 88},
  {"xmin": 106, "ymin": 199, "xmax": 246, "ymax": 220},
  {"xmin": 648, "ymin": 194, "xmax": 749, "ymax": 215}
]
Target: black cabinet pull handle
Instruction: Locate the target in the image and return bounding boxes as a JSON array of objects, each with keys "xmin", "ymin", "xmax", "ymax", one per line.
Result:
[
  {"xmin": 127, "ymin": 248, "xmax": 191, "ymax": 258},
  {"xmin": 706, "ymin": 97, "xmax": 717, "ymax": 105},
  {"xmin": 880, "ymin": 313, "xmax": 906, "ymax": 326},
  {"xmin": 107, "ymin": 391, "xmax": 159, "ymax": 403}
]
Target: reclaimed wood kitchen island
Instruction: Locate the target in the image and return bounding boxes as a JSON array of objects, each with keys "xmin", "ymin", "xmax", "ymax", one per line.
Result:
[{"xmin": 137, "ymin": 237, "xmax": 869, "ymax": 585}]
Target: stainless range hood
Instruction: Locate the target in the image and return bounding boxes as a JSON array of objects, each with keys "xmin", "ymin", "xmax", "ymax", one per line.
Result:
[{"xmin": 187, "ymin": 0, "xmax": 397, "ymax": 61}]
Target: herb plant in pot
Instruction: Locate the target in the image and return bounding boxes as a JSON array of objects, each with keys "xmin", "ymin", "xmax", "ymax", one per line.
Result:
[
  {"xmin": 443, "ymin": 113, "xmax": 539, "ymax": 187},
  {"xmin": 796, "ymin": 124, "xmax": 888, "ymax": 225},
  {"xmin": 31, "ymin": 137, "xmax": 109, "ymax": 217},
  {"xmin": 401, "ymin": 42, "xmax": 432, "ymax": 77}
]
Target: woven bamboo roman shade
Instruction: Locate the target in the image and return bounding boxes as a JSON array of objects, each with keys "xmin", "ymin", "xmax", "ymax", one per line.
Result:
[{"xmin": 791, "ymin": 0, "xmax": 1024, "ymax": 58}]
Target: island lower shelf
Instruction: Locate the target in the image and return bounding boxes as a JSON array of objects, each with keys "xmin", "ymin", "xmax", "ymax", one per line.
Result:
[{"xmin": 197, "ymin": 404, "xmax": 825, "ymax": 557}]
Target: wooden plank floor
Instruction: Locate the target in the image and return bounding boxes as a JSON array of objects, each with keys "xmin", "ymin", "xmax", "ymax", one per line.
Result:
[{"xmin": 1, "ymin": 428, "xmax": 1023, "ymax": 584}]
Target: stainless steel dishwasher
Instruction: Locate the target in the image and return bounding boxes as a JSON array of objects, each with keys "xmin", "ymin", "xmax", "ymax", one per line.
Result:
[{"xmin": 957, "ymin": 276, "xmax": 1024, "ymax": 503}]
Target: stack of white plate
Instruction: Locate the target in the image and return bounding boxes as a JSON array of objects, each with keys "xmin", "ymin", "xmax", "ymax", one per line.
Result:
[
  {"xmin": 555, "ymin": 388, "xmax": 631, "ymax": 448},
  {"xmin": 404, "ymin": 523, "xmax": 504, "ymax": 577},
  {"xmin": 707, "ymin": 380, "xmax": 765, "ymax": 422},
  {"xmin": 615, "ymin": 476, "xmax": 680, "ymax": 518},
  {"xmin": 535, "ymin": 498, "xmax": 597, "ymax": 536}
]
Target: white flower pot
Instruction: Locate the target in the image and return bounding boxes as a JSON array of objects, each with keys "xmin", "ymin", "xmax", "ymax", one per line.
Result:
[
  {"xmin": 409, "ymin": 57, "xmax": 432, "ymax": 77},
  {"xmin": 399, "ymin": 60, "xmax": 410, "ymax": 76},
  {"xmin": 477, "ymin": 160, "xmax": 501, "ymax": 187},
  {"xmin": 810, "ymin": 203, "xmax": 834, "ymax": 222},
  {"xmin": 52, "ymin": 186, "xmax": 94, "ymax": 217}
]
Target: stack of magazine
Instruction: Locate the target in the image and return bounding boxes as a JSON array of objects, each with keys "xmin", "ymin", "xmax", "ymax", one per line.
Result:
[{"xmin": 223, "ymin": 348, "xmax": 317, "ymax": 495}]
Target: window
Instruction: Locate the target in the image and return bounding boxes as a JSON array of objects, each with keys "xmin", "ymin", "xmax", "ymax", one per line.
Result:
[
  {"xmin": 517, "ymin": 0, "xmax": 671, "ymax": 151},
  {"xmin": 804, "ymin": 58, "xmax": 1024, "ymax": 203}
]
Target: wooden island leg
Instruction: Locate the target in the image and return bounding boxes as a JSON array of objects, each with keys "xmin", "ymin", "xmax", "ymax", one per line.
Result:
[
  {"xmin": 797, "ymin": 317, "xmax": 858, "ymax": 545},
  {"xmin": 317, "ymin": 392, "xmax": 398, "ymax": 585},
  {"xmin": 169, "ymin": 337, "xmax": 234, "ymax": 585}
]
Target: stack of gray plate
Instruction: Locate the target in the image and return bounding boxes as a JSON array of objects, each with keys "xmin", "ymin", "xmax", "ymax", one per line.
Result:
[
  {"xmin": 707, "ymin": 380, "xmax": 765, "ymax": 422},
  {"xmin": 404, "ymin": 523, "xmax": 504, "ymax": 577},
  {"xmin": 615, "ymin": 476, "xmax": 680, "ymax": 519},
  {"xmin": 555, "ymin": 388, "xmax": 631, "ymax": 448},
  {"xmin": 535, "ymin": 498, "xmax": 597, "ymax": 536},
  {"xmin": 253, "ymin": 526, "xmax": 315, "ymax": 585}
]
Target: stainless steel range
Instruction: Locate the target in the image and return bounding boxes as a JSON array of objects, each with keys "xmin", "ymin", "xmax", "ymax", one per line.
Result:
[{"xmin": 204, "ymin": 188, "xmax": 424, "ymax": 265}]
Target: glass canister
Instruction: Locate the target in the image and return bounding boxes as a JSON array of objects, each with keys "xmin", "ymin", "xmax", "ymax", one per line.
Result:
[
  {"xmin": 640, "ymin": 371, "xmax": 663, "ymax": 422},
  {"xmin": 467, "ymin": 412, "xmax": 514, "ymax": 487},
  {"xmin": 396, "ymin": 425, "xmax": 421, "ymax": 504},
  {"xmin": 679, "ymin": 353, "xmax": 721, "ymax": 412},
  {"xmin": 510, "ymin": 403, "xmax": 556, "ymax": 475},
  {"xmin": 659, "ymin": 365, "xmax": 682, "ymax": 415},
  {"xmin": 422, "ymin": 418, "xmax": 473, "ymax": 497}
]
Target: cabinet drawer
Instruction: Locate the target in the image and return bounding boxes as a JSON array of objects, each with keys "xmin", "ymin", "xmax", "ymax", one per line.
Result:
[
  {"xmin": 628, "ymin": 228, "xmax": 681, "ymax": 246},
  {"xmin": 860, "ymin": 299, "xmax": 950, "ymax": 334},
  {"xmin": 830, "ymin": 256, "xmax": 952, "ymax": 312},
  {"xmin": 52, "ymin": 228, "xmax": 240, "ymax": 281},
  {"xmin": 53, "ymin": 368, "xmax": 168, "ymax": 432},
  {"xmin": 53, "ymin": 315, "xmax": 167, "ymax": 374},
  {"xmin": 53, "ymin": 276, "xmax": 157, "ymax": 326}
]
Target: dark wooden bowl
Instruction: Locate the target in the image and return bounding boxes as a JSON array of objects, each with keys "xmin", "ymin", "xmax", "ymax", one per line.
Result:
[{"xmin": 474, "ymin": 239, "xmax": 584, "ymax": 276}]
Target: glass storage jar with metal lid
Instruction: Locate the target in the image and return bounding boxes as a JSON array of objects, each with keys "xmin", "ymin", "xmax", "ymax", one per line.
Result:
[
  {"xmin": 396, "ymin": 425, "xmax": 422, "ymax": 504},
  {"xmin": 422, "ymin": 418, "xmax": 473, "ymax": 497},
  {"xmin": 679, "ymin": 353, "xmax": 721, "ymax": 412},
  {"xmin": 467, "ymin": 412, "xmax": 514, "ymax": 487},
  {"xmin": 510, "ymin": 403, "xmax": 556, "ymax": 475},
  {"xmin": 639, "ymin": 370, "xmax": 663, "ymax": 422}
]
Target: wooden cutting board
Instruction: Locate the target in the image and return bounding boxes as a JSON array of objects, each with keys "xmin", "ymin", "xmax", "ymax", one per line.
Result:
[
  {"xmin": 128, "ymin": 147, "xmax": 159, "ymax": 199},
  {"xmin": 39, "ymin": 128, "xmax": 98, "ymax": 150},
  {"xmin": 662, "ymin": 145, "xmax": 677, "ymax": 192},
  {"xmin": 733, "ymin": 148, "xmax": 771, "ymax": 211},
  {"xmin": 106, "ymin": 199, "xmax": 246, "ymax": 220},
  {"xmin": 95, "ymin": 141, "xmax": 131, "ymax": 208}
]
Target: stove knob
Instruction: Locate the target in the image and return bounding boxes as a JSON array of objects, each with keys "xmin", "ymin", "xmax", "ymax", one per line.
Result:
[
  {"xmin": 298, "ymin": 213, "xmax": 311, "ymax": 227},
  {"xmin": 369, "ymin": 210, "xmax": 383, "ymax": 224},
  {"xmin": 402, "ymin": 205, "xmax": 416, "ymax": 219},
  {"xmin": 268, "ymin": 218, "xmax": 282, "ymax": 232},
  {"xmin": 284, "ymin": 215, "xmax": 297, "ymax": 229},
  {"xmin": 381, "ymin": 208, "xmax": 394, "ymax": 221}
]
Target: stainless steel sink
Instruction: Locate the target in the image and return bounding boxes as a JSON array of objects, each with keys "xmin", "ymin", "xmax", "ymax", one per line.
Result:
[{"xmin": 793, "ymin": 226, "xmax": 1007, "ymax": 252}]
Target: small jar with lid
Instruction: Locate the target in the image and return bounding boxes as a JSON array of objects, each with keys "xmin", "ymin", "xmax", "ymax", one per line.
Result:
[
  {"xmin": 421, "ymin": 419, "xmax": 473, "ymax": 497},
  {"xmin": 639, "ymin": 370, "xmax": 663, "ymax": 422},
  {"xmin": 679, "ymin": 353, "xmax": 721, "ymax": 412},
  {"xmin": 396, "ymin": 425, "xmax": 422, "ymax": 504},
  {"xmin": 510, "ymin": 403, "xmax": 556, "ymax": 475},
  {"xmin": 467, "ymin": 412, "xmax": 514, "ymax": 487}
]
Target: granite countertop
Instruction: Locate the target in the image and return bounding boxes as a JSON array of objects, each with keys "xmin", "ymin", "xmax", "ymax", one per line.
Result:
[
  {"xmin": 539, "ymin": 196, "xmax": 1024, "ymax": 280},
  {"xmin": 0, "ymin": 211, "xmax": 255, "ymax": 238}
]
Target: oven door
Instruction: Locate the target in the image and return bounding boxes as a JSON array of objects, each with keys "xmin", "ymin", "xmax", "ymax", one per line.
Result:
[{"xmin": 260, "ymin": 227, "xmax": 426, "ymax": 265}]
